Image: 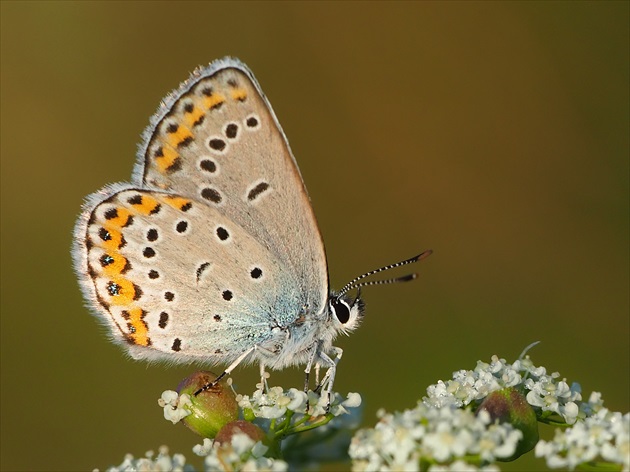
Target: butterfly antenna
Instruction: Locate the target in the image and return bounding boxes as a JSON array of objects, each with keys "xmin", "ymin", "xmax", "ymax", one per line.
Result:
[{"xmin": 338, "ymin": 250, "xmax": 432, "ymax": 297}]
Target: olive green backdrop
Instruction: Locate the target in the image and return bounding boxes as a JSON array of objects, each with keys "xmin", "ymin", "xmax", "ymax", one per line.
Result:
[{"xmin": 1, "ymin": 2, "xmax": 628, "ymax": 471}]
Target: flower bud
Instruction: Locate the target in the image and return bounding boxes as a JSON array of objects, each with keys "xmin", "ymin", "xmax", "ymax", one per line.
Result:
[
  {"xmin": 476, "ymin": 388, "xmax": 539, "ymax": 461},
  {"xmin": 176, "ymin": 371, "xmax": 238, "ymax": 438},
  {"xmin": 214, "ymin": 419, "xmax": 267, "ymax": 446}
]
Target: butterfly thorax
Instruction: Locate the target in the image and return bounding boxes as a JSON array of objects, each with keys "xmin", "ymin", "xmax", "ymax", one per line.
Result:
[{"xmin": 246, "ymin": 291, "xmax": 363, "ymax": 370}]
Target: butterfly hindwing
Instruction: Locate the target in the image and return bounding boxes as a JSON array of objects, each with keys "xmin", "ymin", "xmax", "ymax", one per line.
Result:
[{"xmin": 79, "ymin": 186, "xmax": 303, "ymax": 364}]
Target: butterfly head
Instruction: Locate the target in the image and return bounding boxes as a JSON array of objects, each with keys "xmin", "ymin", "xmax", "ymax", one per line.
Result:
[{"xmin": 328, "ymin": 290, "xmax": 365, "ymax": 335}]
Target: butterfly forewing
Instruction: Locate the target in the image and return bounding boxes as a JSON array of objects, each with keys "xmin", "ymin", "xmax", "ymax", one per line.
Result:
[{"xmin": 137, "ymin": 61, "xmax": 328, "ymax": 316}]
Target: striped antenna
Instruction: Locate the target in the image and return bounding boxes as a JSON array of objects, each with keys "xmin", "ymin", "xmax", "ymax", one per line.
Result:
[{"xmin": 337, "ymin": 250, "xmax": 432, "ymax": 297}]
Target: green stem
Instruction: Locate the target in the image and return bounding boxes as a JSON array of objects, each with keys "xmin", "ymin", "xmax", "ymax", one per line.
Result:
[
  {"xmin": 576, "ymin": 461, "xmax": 623, "ymax": 471},
  {"xmin": 290, "ymin": 414, "xmax": 334, "ymax": 434}
]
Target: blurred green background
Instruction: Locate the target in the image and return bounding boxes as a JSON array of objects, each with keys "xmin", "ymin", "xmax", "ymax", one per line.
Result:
[{"xmin": 1, "ymin": 2, "xmax": 628, "ymax": 471}]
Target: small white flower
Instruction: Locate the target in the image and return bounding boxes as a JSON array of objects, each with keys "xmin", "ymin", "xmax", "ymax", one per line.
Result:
[
  {"xmin": 307, "ymin": 390, "xmax": 331, "ymax": 417},
  {"xmin": 250, "ymin": 440, "xmax": 269, "ymax": 459},
  {"xmin": 344, "ymin": 392, "xmax": 362, "ymax": 408},
  {"xmin": 158, "ymin": 390, "xmax": 192, "ymax": 424},
  {"xmin": 480, "ymin": 421, "xmax": 521, "ymax": 461},
  {"xmin": 192, "ymin": 438, "xmax": 213, "ymax": 456},
  {"xmin": 286, "ymin": 388, "xmax": 308, "ymax": 411},
  {"xmin": 158, "ymin": 390, "xmax": 179, "ymax": 406},
  {"xmin": 559, "ymin": 401, "xmax": 580, "ymax": 425},
  {"xmin": 231, "ymin": 432, "xmax": 256, "ymax": 454}
]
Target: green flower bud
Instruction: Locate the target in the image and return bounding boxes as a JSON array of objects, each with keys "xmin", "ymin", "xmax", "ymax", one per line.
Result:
[
  {"xmin": 176, "ymin": 371, "xmax": 238, "ymax": 438},
  {"xmin": 476, "ymin": 388, "xmax": 539, "ymax": 461}
]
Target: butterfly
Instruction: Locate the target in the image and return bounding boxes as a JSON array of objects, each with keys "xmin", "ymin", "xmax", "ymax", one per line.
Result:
[{"xmin": 72, "ymin": 57, "xmax": 431, "ymax": 398}]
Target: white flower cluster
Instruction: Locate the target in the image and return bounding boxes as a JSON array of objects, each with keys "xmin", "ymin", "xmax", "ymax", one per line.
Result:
[
  {"xmin": 103, "ymin": 439, "xmax": 290, "ymax": 472},
  {"xmin": 424, "ymin": 355, "xmax": 582, "ymax": 424},
  {"xmin": 349, "ymin": 403, "xmax": 522, "ymax": 471},
  {"xmin": 105, "ymin": 445, "xmax": 192, "ymax": 472},
  {"xmin": 535, "ymin": 407, "xmax": 630, "ymax": 471},
  {"xmin": 523, "ymin": 368, "xmax": 581, "ymax": 425},
  {"xmin": 193, "ymin": 433, "xmax": 288, "ymax": 472},
  {"xmin": 237, "ymin": 386, "xmax": 361, "ymax": 419}
]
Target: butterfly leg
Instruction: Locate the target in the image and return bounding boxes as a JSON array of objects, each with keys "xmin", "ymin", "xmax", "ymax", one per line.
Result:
[
  {"xmin": 315, "ymin": 347, "xmax": 344, "ymax": 411},
  {"xmin": 315, "ymin": 363, "xmax": 321, "ymax": 386},
  {"xmin": 303, "ymin": 346, "xmax": 324, "ymax": 412},
  {"xmin": 258, "ymin": 362, "xmax": 270, "ymax": 393},
  {"xmin": 315, "ymin": 347, "xmax": 343, "ymax": 392},
  {"xmin": 314, "ymin": 351, "xmax": 336, "ymax": 411},
  {"xmin": 194, "ymin": 345, "xmax": 257, "ymax": 396},
  {"xmin": 303, "ymin": 346, "xmax": 320, "ymax": 394}
]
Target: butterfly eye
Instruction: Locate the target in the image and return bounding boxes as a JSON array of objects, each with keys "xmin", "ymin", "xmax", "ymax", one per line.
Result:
[{"xmin": 331, "ymin": 298, "xmax": 351, "ymax": 324}]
